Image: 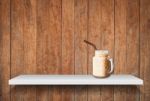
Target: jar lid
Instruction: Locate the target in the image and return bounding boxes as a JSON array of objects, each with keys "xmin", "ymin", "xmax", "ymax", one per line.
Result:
[{"xmin": 95, "ymin": 50, "xmax": 109, "ymax": 56}]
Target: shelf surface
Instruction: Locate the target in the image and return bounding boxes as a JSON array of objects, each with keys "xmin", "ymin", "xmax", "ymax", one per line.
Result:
[{"xmin": 9, "ymin": 74, "xmax": 143, "ymax": 85}]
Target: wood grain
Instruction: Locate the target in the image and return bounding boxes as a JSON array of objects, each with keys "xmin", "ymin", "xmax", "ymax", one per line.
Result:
[
  {"xmin": 23, "ymin": 0, "xmax": 37, "ymax": 100},
  {"xmin": 74, "ymin": 0, "xmax": 88, "ymax": 101},
  {"xmin": 11, "ymin": 0, "xmax": 27, "ymax": 100},
  {"xmin": 0, "ymin": 0, "xmax": 10, "ymax": 100},
  {"xmin": 100, "ymin": 0, "xmax": 114, "ymax": 101},
  {"xmin": 145, "ymin": 94, "xmax": 150, "ymax": 101},
  {"xmin": 114, "ymin": 0, "xmax": 127, "ymax": 101},
  {"xmin": 126, "ymin": 0, "xmax": 140, "ymax": 101},
  {"xmin": 0, "ymin": 0, "xmax": 150, "ymax": 101},
  {"xmin": 62, "ymin": 0, "xmax": 74, "ymax": 101},
  {"xmin": 11, "ymin": 0, "xmax": 37, "ymax": 101},
  {"xmin": 48, "ymin": 0, "xmax": 62, "ymax": 101},
  {"xmin": 140, "ymin": 0, "xmax": 150, "ymax": 100},
  {"xmin": 88, "ymin": 0, "xmax": 101, "ymax": 101},
  {"xmin": 36, "ymin": 0, "xmax": 62, "ymax": 100},
  {"xmin": 36, "ymin": 0, "xmax": 50, "ymax": 100}
]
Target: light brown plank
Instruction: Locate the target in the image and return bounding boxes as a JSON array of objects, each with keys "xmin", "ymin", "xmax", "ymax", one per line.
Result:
[
  {"xmin": 11, "ymin": 0, "xmax": 37, "ymax": 101},
  {"xmin": 11, "ymin": 0, "xmax": 24, "ymax": 83},
  {"xmin": 114, "ymin": 0, "xmax": 127, "ymax": 101},
  {"xmin": 145, "ymin": 94, "xmax": 150, "ymax": 101},
  {"xmin": 126, "ymin": 0, "xmax": 139, "ymax": 77},
  {"xmin": 36, "ymin": 0, "xmax": 50, "ymax": 100},
  {"xmin": 74, "ymin": 0, "xmax": 88, "ymax": 101},
  {"xmin": 37, "ymin": 0, "xmax": 62, "ymax": 100},
  {"xmin": 101, "ymin": 0, "xmax": 114, "ymax": 101},
  {"xmin": 74, "ymin": 0, "xmax": 88, "ymax": 76},
  {"xmin": 48, "ymin": 0, "xmax": 62, "ymax": 101},
  {"xmin": 140, "ymin": 0, "xmax": 150, "ymax": 100},
  {"xmin": 88, "ymin": 0, "xmax": 101, "ymax": 101},
  {"xmin": 62, "ymin": 0, "xmax": 75, "ymax": 101},
  {"xmin": 23, "ymin": 0, "xmax": 37, "ymax": 75},
  {"xmin": 0, "ymin": 0, "xmax": 10, "ymax": 100},
  {"xmin": 126, "ymin": 0, "xmax": 140, "ymax": 101},
  {"xmin": 11, "ymin": 0, "xmax": 27, "ymax": 100},
  {"xmin": 23, "ymin": 0, "xmax": 37, "ymax": 101},
  {"xmin": 48, "ymin": 0, "xmax": 62, "ymax": 74}
]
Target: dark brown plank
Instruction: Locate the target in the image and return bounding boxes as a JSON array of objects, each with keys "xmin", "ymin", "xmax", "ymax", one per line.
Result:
[
  {"xmin": 11, "ymin": 0, "xmax": 37, "ymax": 101},
  {"xmin": 0, "ymin": 0, "xmax": 10, "ymax": 100},
  {"xmin": 62, "ymin": 0, "xmax": 74, "ymax": 101},
  {"xmin": 74, "ymin": 0, "xmax": 88, "ymax": 101},
  {"xmin": 88, "ymin": 0, "xmax": 101, "ymax": 101},
  {"xmin": 114, "ymin": 0, "xmax": 127, "ymax": 101},
  {"xmin": 126, "ymin": 0, "xmax": 140, "ymax": 101},
  {"xmin": 101, "ymin": 0, "xmax": 114, "ymax": 101},
  {"xmin": 140, "ymin": 0, "xmax": 150, "ymax": 100}
]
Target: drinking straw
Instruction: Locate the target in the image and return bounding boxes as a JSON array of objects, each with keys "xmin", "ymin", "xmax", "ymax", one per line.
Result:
[{"xmin": 84, "ymin": 40, "xmax": 97, "ymax": 50}]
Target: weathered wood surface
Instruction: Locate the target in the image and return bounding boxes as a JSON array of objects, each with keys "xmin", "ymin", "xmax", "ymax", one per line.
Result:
[
  {"xmin": 88, "ymin": 0, "xmax": 101, "ymax": 101},
  {"xmin": 74, "ymin": 0, "xmax": 88, "ymax": 101},
  {"xmin": 11, "ymin": 0, "xmax": 37, "ymax": 101},
  {"xmin": 0, "ymin": 0, "xmax": 10, "ymax": 101},
  {"xmin": 140, "ymin": 0, "xmax": 150, "ymax": 101},
  {"xmin": 62, "ymin": 0, "xmax": 74, "ymax": 101},
  {"xmin": 0, "ymin": 0, "xmax": 149, "ymax": 101}
]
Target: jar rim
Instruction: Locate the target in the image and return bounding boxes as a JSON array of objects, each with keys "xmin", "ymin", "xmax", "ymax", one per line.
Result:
[{"xmin": 95, "ymin": 50, "xmax": 109, "ymax": 55}]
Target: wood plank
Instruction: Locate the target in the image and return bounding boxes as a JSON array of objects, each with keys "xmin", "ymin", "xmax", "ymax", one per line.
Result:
[
  {"xmin": 88, "ymin": 0, "xmax": 101, "ymax": 101},
  {"xmin": 126, "ymin": 0, "xmax": 140, "ymax": 101},
  {"xmin": 48, "ymin": 0, "xmax": 62, "ymax": 101},
  {"xmin": 74, "ymin": 0, "xmax": 88, "ymax": 76},
  {"xmin": 36, "ymin": 0, "xmax": 50, "ymax": 100},
  {"xmin": 62, "ymin": 0, "xmax": 74, "ymax": 101},
  {"xmin": 11, "ymin": 0, "xmax": 27, "ymax": 100},
  {"xmin": 22, "ymin": 0, "xmax": 37, "ymax": 101},
  {"xmin": 140, "ymin": 0, "xmax": 150, "ymax": 100},
  {"xmin": 101, "ymin": 0, "xmax": 114, "ymax": 100},
  {"xmin": 11, "ymin": 0, "xmax": 37, "ymax": 101},
  {"xmin": 37, "ymin": 0, "xmax": 62, "ymax": 100},
  {"xmin": 0, "ymin": 0, "xmax": 10, "ymax": 100},
  {"xmin": 74, "ymin": 0, "xmax": 88, "ymax": 101},
  {"xmin": 114, "ymin": 0, "xmax": 127, "ymax": 101},
  {"xmin": 126, "ymin": 0, "xmax": 139, "ymax": 77},
  {"xmin": 145, "ymin": 94, "xmax": 150, "ymax": 101}
]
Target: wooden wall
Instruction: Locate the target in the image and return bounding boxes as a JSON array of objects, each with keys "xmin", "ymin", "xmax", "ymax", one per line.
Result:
[{"xmin": 0, "ymin": 0, "xmax": 150, "ymax": 101}]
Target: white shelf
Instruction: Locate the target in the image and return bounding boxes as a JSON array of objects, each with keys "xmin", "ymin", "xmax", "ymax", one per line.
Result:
[{"xmin": 9, "ymin": 75, "xmax": 143, "ymax": 85}]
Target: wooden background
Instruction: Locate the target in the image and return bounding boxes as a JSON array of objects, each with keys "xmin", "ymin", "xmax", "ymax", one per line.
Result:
[{"xmin": 0, "ymin": 0, "xmax": 150, "ymax": 101}]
